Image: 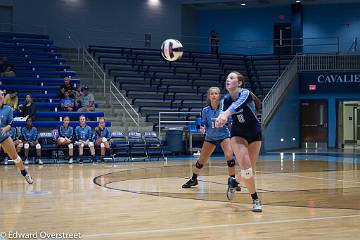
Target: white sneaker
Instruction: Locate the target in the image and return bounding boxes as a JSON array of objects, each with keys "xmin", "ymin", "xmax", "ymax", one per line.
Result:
[
  {"xmin": 38, "ymin": 159, "xmax": 43, "ymax": 165},
  {"xmin": 24, "ymin": 173, "xmax": 33, "ymax": 184},
  {"xmin": 68, "ymin": 157, "xmax": 73, "ymax": 164},
  {"xmin": 4, "ymin": 157, "xmax": 8, "ymax": 165},
  {"xmin": 252, "ymin": 199, "xmax": 262, "ymax": 212},
  {"xmin": 24, "ymin": 158, "xmax": 29, "ymax": 165}
]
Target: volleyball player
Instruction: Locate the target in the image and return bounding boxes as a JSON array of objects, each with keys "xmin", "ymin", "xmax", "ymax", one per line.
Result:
[
  {"xmin": 57, "ymin": 116, "xmax": 74, "ymax": 164},
  {"xmin": 215, "ymin": 71, "xmax": 262, "ymax": 212},
  {"xmin": 182, "ymin": 87, "xmax": 239, "ymax": 190},
  {"xmin": 0, "ymin": 90, "xmax": 33, "ymax": 184}
]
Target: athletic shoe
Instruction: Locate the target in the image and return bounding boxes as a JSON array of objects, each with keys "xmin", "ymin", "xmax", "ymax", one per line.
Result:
[
  {"xmin": 24, "ymin": 172, "xmax": 33, "ymax": 184},
  {"xmin": 68, "ymin": 157, "xmax": 73, "ymax": 164},
  {"xmin": 182, "ymin": 178, "xmax": 198, "ymax": 188},
  {"xmin": 24, "ymin": 158, "xmax": 29, "ymax": 165},
  {"xmin": 38, "ymin": 159, "xmax": 43, "ymax": 165},
  {"xmin": 226, "ymin": 176, "xmax": 238, "ymax": 201},
  {"xmin": 252, "ymin": 199, "xmax": 262, "ymax": 212}
]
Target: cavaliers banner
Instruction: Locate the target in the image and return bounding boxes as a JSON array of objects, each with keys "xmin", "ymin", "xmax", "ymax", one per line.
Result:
[{"xmin": 299, "ymin": 72, "xmax": 360, "ymax": 94}]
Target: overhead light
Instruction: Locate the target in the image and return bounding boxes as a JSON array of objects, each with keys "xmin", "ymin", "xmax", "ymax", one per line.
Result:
[
  {"xmin": 296, "ymin": 0, "xmax": 301, "ymax": 2},
  {"xmin": 148, "ymin": 0, "xmax": 160, "ymax": 7},
  {"xmin": 241, "ymin": 3, "xmax": 246, "ymax": 6}
]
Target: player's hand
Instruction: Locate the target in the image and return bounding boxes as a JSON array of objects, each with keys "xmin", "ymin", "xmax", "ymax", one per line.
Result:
[
  {"xmin": 1, "ymin": 126, "xmax": 10, "ymax": 136},
  {"xmin": 199, "ymin": 126, "xmax": 205, "ymax": 134},
  {"xmin": 215, "ymin": 114, "xmax": 227, "ymax": 128}
]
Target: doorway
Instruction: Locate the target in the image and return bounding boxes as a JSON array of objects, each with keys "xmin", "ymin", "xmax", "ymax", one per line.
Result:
[
  {"xmin": 301, "ymin": 100, "xmax": 328, "ymax": 148},
  {"xmin": 339, "ymin": 101, "xmax": 360, "ymax": 149}
]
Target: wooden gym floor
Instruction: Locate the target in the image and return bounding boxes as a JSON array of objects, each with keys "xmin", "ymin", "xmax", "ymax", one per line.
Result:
[{"xmin": 0, "ymin": 152, "xmax": 360, "ymax": 239}]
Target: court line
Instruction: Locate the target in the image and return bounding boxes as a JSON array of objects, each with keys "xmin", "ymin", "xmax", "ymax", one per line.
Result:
[
  {"xmin": 288, "ymin": 173, "xmax": 360, "ymax": 184},
  {"xmin": 83, "ymin": 214, "xmax": 360, "ymax": 238}
]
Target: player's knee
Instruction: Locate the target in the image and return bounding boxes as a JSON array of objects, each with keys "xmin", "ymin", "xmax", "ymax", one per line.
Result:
[
  {"xmin": 59, "ymin": 137, "xmax": 65, "ymax": 143},
  {"xmin": 227, "ymin": 159, "xmax": 236, "ymax": 167},
  {"xmin": 24, "ymin": 143, "xmax": 29, "ymax": 149},
  {"xmin": 36, "ymin": 144, "xmax": 41, "ymax": 150},
  {"xmin": 195, "ymin": 161, "xmax": 203, "ymax": 169},
  {"xmin": 240, "ymin": 168, "xmax": 253, "ymax": 180},
  {"xmin": 13, "ymin": 155, "xmax": 22, "ymax": 163},
  {"xmin": 100, "ymin": 142, "xmax": 105, "ymax": 148},
  {"xmin": 88, "ymin": 142, "xmax": 94, "ymax": 147},
  {"xmin": 68, "ymin": 143, "xmax": 73, "ymax": 149}
]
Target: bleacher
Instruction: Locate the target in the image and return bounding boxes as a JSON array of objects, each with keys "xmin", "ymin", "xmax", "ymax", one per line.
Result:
[
  {"xmin": 0, "ymin": 32, "xmax": 171, "ymax": 163},
  {"xmin": 89, "ymin": 45, "xmax": 292, "ymax": 127},
  {"xmin": 0, "ymin": 32, "xmax": 106, "ymax": 127}
]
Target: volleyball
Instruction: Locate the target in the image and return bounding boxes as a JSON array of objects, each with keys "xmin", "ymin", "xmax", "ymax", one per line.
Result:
[{"xmin": 161, "ymin": 39, "xmax": 183, "ymax": 61}]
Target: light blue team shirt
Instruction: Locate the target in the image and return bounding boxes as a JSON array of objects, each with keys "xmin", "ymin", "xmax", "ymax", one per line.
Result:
[
  {"xmin": 0, "ymin": 105, "xmax": 13, "ymax": 142},
  {"xmin": 201, "ymin": 103, "xmax": 230, "ymax": 141}
]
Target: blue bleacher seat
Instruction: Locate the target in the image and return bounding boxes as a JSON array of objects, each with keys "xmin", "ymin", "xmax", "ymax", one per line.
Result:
[
  {"xmin": 111, "ymin": 131, "xmax": 130, "ymax": 161},
  {"xmin": 0, "ymin": 77, "xmax": 80, "ymax": 85},
  {"xmin": 128, "ymin": 131, "xmax": 148, "ymax": 160},
  {"xmin": 17, "ymin": 93, "xmax": 58, "ymax": 99},
  {"xmin": 36, "ymin": 111, "xmax": 104, "ymax": 118},
  {"xmin": 144, "ymin": 131, "xmax": 165, "ymax": 160},
  {"xmin": 15, "ymin": 70, "xmax": 76, "ymax": 78},
  {"xmin": 12, "ymin": 121, "xmax": 111, "ymax": 128}
]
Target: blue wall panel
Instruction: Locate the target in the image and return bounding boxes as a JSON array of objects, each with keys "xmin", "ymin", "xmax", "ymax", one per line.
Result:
[{"xmin": 263, "ymin": 77, "xmax": 300, "ymax": 151}]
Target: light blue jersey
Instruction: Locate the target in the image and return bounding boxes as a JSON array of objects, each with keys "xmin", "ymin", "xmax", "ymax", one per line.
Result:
[
  {"xmin": 9, "ymin": 127, "xmax": 19, "ymax": 140},
  {"xmin": 202, "ymin": 104, "xmax": 230, "ymax": 142},
  {"xmin": 21, "ymin": 126, "xmax": 38, "ymax": 142},
  {"xmin": 75, "ymin": 125, "xmax": 93, "ymax": 141},
  {"xmin": 95, "ymin": 127, "xmax": 111, "ymax": 139},
  {"xmin": 58, "ymin": 126, "xmax": 74, "ymax": 140},
  {"xmin": 0, "ymin": 105, "xmax": 13, "ymax": 142}
]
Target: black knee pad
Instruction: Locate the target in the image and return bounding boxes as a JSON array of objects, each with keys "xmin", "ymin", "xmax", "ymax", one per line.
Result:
[
  {"xmin": 195, "ymin": 161, "xmax": 203, "ymax": 169},
  {"xmin": 227, "ymin": 159, "xmax": 236, "ymax": 167}
]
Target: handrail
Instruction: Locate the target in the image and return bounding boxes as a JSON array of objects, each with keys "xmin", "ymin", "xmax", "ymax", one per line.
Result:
[
  {"xmin": 262, "ymin": 56, "xmax": 298, "ymax": 126},
  {"xmin": 297, "ymin": 54, "xmax": 360, "ymax": 71},
  {"xmin": 158, "ymin": 111, "xmax": 201, "ymax": 139},
  {"xmin": 110, "ymin": 81, "xmax": 139, "ymax": 131},
  {"xmin": 82, "ymin": 48, "xmax": 106, "ymax": 96}
]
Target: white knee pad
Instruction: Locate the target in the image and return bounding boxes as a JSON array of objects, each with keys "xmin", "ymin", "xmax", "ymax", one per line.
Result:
[
  {"xmin": 24, "ymin": 143, "xmax": 29, "ymax": 149},
  {"xmin": 102, "ymin": 137, "xmax": 107, "ymax": 143},
  {"xmin": 68, "ymin": 143, "xmax": 73, "ymax": 149},
  {"xmin": 18, "ymin": 143, "xmax": 23, "ymax": 148},
  {"xmin": 59, "ymin": 137, "xmax": 65, "ymax": 143},
  {"xmin": 240, "ymin": 168, "xmax": 254, "ymax": 180},
  {"xmin": 100, "ymin": 142, "xmax": 105, "ymax": 148},
  {"xmin": 88, "ymin": 142, "xmax": 94, "ymax": 147},
  {"xmin": 36, "ymin": 144, "xmax": 41, "ymax": 150},
  {"xmin": 14, "ymin": 155, "xmax": 21, "ymax": 164}
]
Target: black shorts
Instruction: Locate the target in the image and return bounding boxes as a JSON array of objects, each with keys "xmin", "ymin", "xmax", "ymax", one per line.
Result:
[
  {"xmin": 204, "ymin": 137, "xmax": 229, "ymax": 146},
  {"xmin": 230, "ymin": 128, "xmax": 262, "ymax": 144}
]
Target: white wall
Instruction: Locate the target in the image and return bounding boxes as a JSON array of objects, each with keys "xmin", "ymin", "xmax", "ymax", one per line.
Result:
[{"xmin": 0, "ymin": 0, "xmax": 182, "ymax": 48}]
